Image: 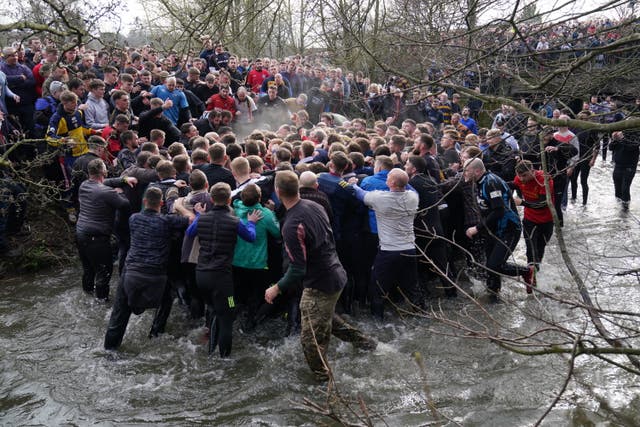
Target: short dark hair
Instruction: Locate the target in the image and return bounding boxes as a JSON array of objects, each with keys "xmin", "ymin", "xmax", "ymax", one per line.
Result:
[
  {"xmin": 349, "ymin": 152, "xmax": 365, "ymax": 169},
  {"xmin": 180, "ymin": 122, "xmax": 194, "ymax": 134},
  {"xmin": 241, "ymin": 183, "xmax": 261, "ymax": 206},
  {"xmin": 515, "ymin": 159, "xmax": 535, "ymax": 175},
  {"xmin": 67, "ymin": 78, "xmax": 83, "ymax": 91},
  {"xmin": 89, "ymin": 79, "xmax": 105, "ymax": 90},
  {"xmin": 210, "ymin": 182, "xmax": 231, "ymax": 205},
  {"xmin": 220, "ymin": 133, "xmax": 236, "ymax": 145},
  {"xmin": 144, "ymin": 186, "xmax": 163, "ymax": 208},
  {"xmin": 137, "ymin": 151, "xmax": 152, "ymax": 167},
  {"xmin": 156, "ymin": 160, "xmax": 176, "ymax": 179},
  {"xmin": 417, "ymin": 133, "xmax": 435, "ymax": 150},
  {"xmin": 191, "ymin": 148, "xmax": 209, "ymax": 163},
  {"xmin": 373, "ymin": 145, "xmax": 391, "ymax": 157},
  {"xmin": 330, "ymin": 151, "xmax": 349, "ymax": 173},
  {"xmin": 244, "ymin": 140, "xmax": 259, "ymax": 156},
  {"xmin": 104, "ymin": 65, "xmax": 118, "ymax": 74},
  {"xmin": 390, "ymin": 134, "xmax": 406, "ymax": 149},
  {"xmin": 189, "ymin": 169, "xmax": 207, "ymax": 190},
  {"xmin": 119, "ymin": 73, "xmax": 134, "ymax": 83},
  {"xmin": 120, "ymin": 130, "xmax": 136, "ymax": 145},
  {"xmin": 275, "ymin": 170, "xmax": 299, "ymax": 198},
  {"xmin": 276, "ymin": 147, "xmax": 292, "ymax": 163},
  {"xmin": 226, "ymin": 143, "xmax": 242, "ymax": 161},
  {"xmin": 87, "ymin": 158, "xmax": 105, "ymax": 177},
  {"xmin": 148, "ymin": 155, "xmax": 163, "ymax": 169},
  {"xmin": 408, "ymin": 155, "xmax": 427, "ymax": 174},
  {"xmin": 208, "ymin": 143, "xmax": 226, "ymax": 163},
  {"xmin": 246, "ymin": 155, "xmax": 264, "ymax": 172}
]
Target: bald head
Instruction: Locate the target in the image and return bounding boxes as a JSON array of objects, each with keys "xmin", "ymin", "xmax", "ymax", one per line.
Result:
[
  {"xmin": 387, "ymin": 168, "xmax": 409, "ymax": 190},
  {"xmin": 463, "ymin": 157, "xmax": 486, "ymax": 182},
  {"xmin": 299, "ymin": 171, "xmax": 318, "ymax": 189}
]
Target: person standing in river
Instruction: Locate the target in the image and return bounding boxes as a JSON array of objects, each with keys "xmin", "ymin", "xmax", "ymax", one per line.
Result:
[
  {"xmin": 464, "ymin": 158, "xmax": 535, "ymax": 300},
  {"xmin": 265, "ymin": 171, "xmax": 376, "ymax": 382},
  {"xmin": 76, "ymin": 158, "xmax": 134, "ymax": 301},
  {"xmin": 182, "ymin": 182, "xmax": 262, "ymax": 358},
  {"xmin": 512, "ymin": 160, "xmax": 555, "ymax": 278},
  {"xmin": 104, "ymin": 187, "xmax": 191, "ymax": 350},
  {"xmin": 609, "ymin": 129, "xmax": 640, "ymax": 210}
]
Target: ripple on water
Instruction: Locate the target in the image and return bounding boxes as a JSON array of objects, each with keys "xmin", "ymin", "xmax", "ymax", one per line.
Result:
[{"xmin": 1, "ymin": 170, "xmax": 640, "ymax": 425}]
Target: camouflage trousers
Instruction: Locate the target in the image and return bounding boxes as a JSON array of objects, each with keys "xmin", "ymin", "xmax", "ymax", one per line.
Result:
[{"xmin": 300, "ymin": 288, "xmax": 376, "ymax": 381}]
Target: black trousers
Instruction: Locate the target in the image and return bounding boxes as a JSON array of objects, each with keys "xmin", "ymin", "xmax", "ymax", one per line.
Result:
[
  {"xmin": 336, "ymin": 237, "xmax": 361, "ymax": 314},
  {"xmin": 357, "ymin": 232, "xmax": 379, "ymax": 305},
  {"xmin": 183, "ymin": 263, "xmax": 204, "ymax": 319},
  {"xmin": 8, "ymin": 104, "xmax": 34, "ymax": 138},
  {"xmin": 570, "ymin": 160, "xmax": 592, "ymax": 205},
  {"xmin": 104, "ymin": 268, "xmax": 167, "ymax": 350},
  {"xmin": 76, "ymin": 233, "xmax": 113, "ymax": 299},
  {"xmin": 149, "ymin": 278, "xmax": 174, "ymax": 337},
  {"xmin": 416, "ymin": 234, "xmax": 456, "ymax": 297},
  {"xmin": 613, "ymin": 166, "xmax": 637, "ymax": 203},
  {"xmin": 196, "ymin": 270, "xmax": 236, "ymax": 357},
  {"xmin": 522, "ymin": 220, "xmax": 554, "ymax": 268},
  {"xmin": 370, "ymin": 249, "xmax": 418, "ymax": 320},
  {"xmin": 601, "ymin": 133, "xmax": 610, "ymax": 161},
  {"xmin": 233, "ymin": 266, "xmax": 270, "ymax": 313},
  {"xmin": 552, "ymin": 174, "xmax": 567, "ymax": 227},
  {"xmin": 484, "ymin": 226, "xmax": 528, "ymax": 293},
  {"xmin": 104, "ymin": 278, "xmax": 132, "ymax": 350}
]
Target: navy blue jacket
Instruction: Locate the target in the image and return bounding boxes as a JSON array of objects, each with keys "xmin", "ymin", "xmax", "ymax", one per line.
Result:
[
  {"xmin": 317, "ymin": 172, "xmax": 366, "ymax": 241},
  {"xmin": 125, "ymin": 209, "xmax": 189, "ymax": 269}
]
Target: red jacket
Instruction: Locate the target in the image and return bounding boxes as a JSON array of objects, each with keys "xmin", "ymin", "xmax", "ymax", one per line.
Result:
[
  {"xmin": 206, "ymin": 94, "xmax": 236, "ymax": 115},
  {"xmin": 32, "ymin": 62, "xmax": 46, "ymax": 97},
  {"xmin": 246, "ymin": 69, "xmax": 270, "ymax": 94},
  {"xmin": 101, "ymin": 126, "xmax": 122, "ymax": 157},
  {"xmin": 513, "ymin": 169, "xmax": 554, "ymax": 223}
]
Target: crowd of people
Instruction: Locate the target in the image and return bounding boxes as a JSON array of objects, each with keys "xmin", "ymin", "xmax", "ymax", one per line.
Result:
[{"xmin": 0, "ymin": 35, "xmax": 639, "ymax": 381}]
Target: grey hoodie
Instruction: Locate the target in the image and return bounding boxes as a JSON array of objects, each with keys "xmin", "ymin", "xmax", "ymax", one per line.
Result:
[{"xmin": 84, "ymin": 92, "xmax": 110, "ymax": 129}]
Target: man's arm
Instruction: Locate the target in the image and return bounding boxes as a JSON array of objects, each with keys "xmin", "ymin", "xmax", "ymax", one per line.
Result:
[
  {"xmin": 104, "ymin": 176, "xmax": 137, "ymax": 188},
  {"xmin": 236, "ymin": 209, "xmax": 263, "ymax": 241},
  {"xmin": 265, "ymin": 220, "xmax": 308, "ymax": 303}
]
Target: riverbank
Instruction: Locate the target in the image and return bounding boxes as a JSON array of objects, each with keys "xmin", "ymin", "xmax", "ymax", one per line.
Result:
[{"xmin": 0, "ymin": 208, "xmax": 76, "ymax": 275}]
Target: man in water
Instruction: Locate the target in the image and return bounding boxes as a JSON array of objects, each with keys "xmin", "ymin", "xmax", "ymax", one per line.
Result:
[
  {"xmin": 104, "ymin": 187, "xmax": 190, "ymax": 350},
  {"xmin": 265, "ymin": 171, "xmax": 375, "ymax": 381},
  {"xmin": 464, "ymin": 158, "xmax": 534, "ymax": 301}
]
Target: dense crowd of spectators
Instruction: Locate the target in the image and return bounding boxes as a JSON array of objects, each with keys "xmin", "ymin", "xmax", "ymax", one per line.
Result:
[{"xmin": 0, "ymin": 28, "xmax": 638, "ymax": 376}]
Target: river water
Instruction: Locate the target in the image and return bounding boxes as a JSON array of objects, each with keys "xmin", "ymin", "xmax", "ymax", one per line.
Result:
[{"xmin": 1, "ymin": 161, "xmax": 639, "ymax": 426}]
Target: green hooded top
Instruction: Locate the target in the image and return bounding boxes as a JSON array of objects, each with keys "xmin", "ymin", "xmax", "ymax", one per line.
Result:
[{"xmin": 232, "ymin": 199, "xmax": 280, "ymax": 269}]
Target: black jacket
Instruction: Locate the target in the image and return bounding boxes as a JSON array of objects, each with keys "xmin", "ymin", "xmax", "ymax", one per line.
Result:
[
  {"xmin": 483, "ymin": 142, "xmax": 517, "ymax": 182},
  {"xmin": 610, "ymin": 131, "xmax": 640, "ymax": 168},
  {"xmin": 196, "ymin": 205, "xmax": 240, "ymax": 272},
  {"xmin": 76, "ymin": 179, "xmax": 130, "ymax": 236},
  {"xmin": 138, "ymin": 106, "xmax": 181, "ymax": 143}
]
